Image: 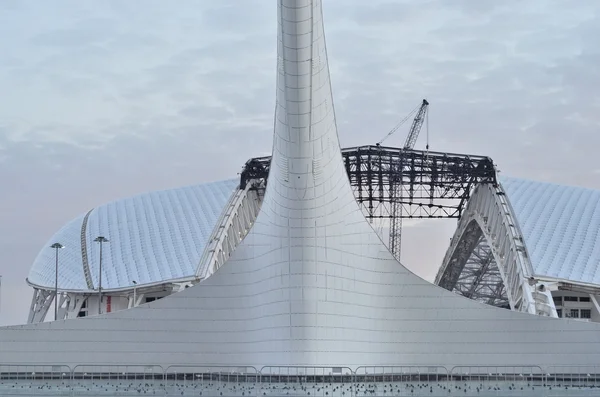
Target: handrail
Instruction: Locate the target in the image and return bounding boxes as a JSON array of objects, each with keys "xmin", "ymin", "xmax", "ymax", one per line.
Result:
[
  {"xmin": 1, "ymin": 363, "xmax": 599, "ymax": 395},
  {"xmin": 0, "ymin": 363, "xmax": 597, "ymax": 377}
]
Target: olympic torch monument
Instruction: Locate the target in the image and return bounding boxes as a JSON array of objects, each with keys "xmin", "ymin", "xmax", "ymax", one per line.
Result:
[{"xmin": 1, "ymin": 0, "xmax": 600, "ymax": 380}]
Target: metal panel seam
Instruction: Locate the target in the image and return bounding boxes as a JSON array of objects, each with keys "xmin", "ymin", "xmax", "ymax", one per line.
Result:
[{"xmin": 80, "ymin": 208, "xmax": 95, "ymax": 289}]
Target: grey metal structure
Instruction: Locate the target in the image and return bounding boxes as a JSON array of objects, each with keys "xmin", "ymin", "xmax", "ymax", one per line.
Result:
[
  {"xmin": 436, "ymin": 182, "xmax": 554, "ymax": 316},
  {"xmin": 3, "ymin": 0, "xmax": 600, "ymax": 377},
  {"xmin": 389, "ymin": 99, "xmax": 429, "ymax": 261},
  {"xmin": 436, "ymin": 176, "xmax": 600, "ymax": 318},
  {"xmin": 450, "ymin": 234, "xmax": 509, "ymax": 308},
  {"xmin": 26, "ymin": 179, "xmax": 240, "ymax": 322}
]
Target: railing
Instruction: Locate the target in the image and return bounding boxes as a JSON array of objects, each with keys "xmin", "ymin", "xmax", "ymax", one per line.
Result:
[
  {"xmin": 71, "ymin": 364, "xmax": 164, "ymax": 396},
  {"xmin": 164, "ymin": 366, "xmax": 259, "ymax": 396},
  {"xmin": 0, "ymin": 364, "xmax": 72, "ymax": 396},
  {"xmin": 1, "ymin": 364, "xmax": 600, "ymax": 396}
]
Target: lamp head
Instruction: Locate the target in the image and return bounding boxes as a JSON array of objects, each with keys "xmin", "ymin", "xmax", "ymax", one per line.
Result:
[
  {"xmin": 94, "ymin": 236, "xmax": 109, "ymax": 243},
  {"xmin": 50, "ymin": 243, "xmax": 64, "ymax": 249}
]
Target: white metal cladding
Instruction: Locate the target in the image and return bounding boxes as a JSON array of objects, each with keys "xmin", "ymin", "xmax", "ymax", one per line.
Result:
[
  {"xmin": 28, "ymin": 179, "xmax": 238, "ymax": 291},
  {"xmin": 501, "ymin": 176, "xmax": 600, "ymax": 285},
  {"xmin": 3, "ymin": 0, "xmax": 600, "ymax": 370},
  {"xmin": 28, "ymin": 213, "xmax": 89, "ymax": 290}
]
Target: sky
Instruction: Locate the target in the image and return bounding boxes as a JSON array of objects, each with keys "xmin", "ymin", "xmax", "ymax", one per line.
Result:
[{"xmin": 0, "ymin": 0, "xmax": 599, "ymax": 326}]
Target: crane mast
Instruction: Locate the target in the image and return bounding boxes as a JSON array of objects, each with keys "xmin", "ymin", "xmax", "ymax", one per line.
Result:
[
  {"xmin": 403, "ymin": 99, "xmax": 429, "ymax": 150},
  {"xmin": 389, "ymin": 99, "xmax": 429, "ymax": 261}
]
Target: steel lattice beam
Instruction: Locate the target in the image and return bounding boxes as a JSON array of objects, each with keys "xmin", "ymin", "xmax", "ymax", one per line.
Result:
[
  {"xmin": 437, "ymin": 220, "xmax": 483, "ymax": 290},
  {"xmin": 452, "ymin": 236, "xmax": 509, "ymax": 308},
  {"xmin": 240, "ymin": 146, "xmax": 497, "ymax": 220}
]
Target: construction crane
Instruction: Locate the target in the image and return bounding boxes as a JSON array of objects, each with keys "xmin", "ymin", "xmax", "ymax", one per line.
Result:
[
  {"xmin": 386, "ymin": 99, "xmax": 429, "ymax": 261},
  {"xmin": 403, "ymin": 99, "xmax": 429, "ymax": 150},
  {"xmin": 377, "ymin": 103, "xmax": 420, "ymax": 146}
]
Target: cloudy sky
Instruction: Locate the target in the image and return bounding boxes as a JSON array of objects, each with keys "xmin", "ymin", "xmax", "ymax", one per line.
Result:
[{"xmin": 1, "ymin": 0, "xmax": 599, "ymax": 326}]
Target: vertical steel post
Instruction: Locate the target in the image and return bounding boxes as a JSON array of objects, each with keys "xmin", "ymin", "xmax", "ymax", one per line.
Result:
[
  {"xmin": 55, "ymin": 247, "xmax": 59, "ymax": 320},
  {"xmin": 94, "ymin": 236, "xmax": 109, "ymax": 315},
  {"xmin": 98, "ymin": 241, "xmax": 103, "ymax": 315},
  {"xmin": 50, "ymin": 243, "xmax": 64, "ymax": 321}
]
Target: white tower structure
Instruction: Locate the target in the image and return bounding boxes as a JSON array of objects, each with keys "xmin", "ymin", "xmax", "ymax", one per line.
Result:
[{"xmin": 1, "ymin": 0, "xmax": 600, "ymax": 370}]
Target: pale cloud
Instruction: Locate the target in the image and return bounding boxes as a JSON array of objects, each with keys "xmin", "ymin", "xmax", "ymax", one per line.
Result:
[{"xmin": 0, "ymin": 0, "xmax": 599, "ymax": 326}]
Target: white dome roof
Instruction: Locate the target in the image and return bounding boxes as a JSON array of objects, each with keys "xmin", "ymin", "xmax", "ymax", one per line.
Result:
[
  {"xmin": 28, "ymin": 179, "xmax": 238, "ymax": 291},
  {"xmin": 502, "ymin": 176, "xmax": 600, "ymax": 286}
]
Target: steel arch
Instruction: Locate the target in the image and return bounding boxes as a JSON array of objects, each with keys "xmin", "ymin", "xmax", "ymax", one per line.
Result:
[{"xmin": 435, "ymin": 183, "xmax": 557, "ymax": 317}]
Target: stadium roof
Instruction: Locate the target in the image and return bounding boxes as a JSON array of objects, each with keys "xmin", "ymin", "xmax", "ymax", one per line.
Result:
[
  {"xmin": 501, "ymin": 176, "xmax": 600, "ymax": 286},
  {"xmin": 28, "ymin": 174, "xmax": 600, "ymax": 294},
  {"xmin": 27, "ymin": 179, "xmax": 238, "ymax": 291}
]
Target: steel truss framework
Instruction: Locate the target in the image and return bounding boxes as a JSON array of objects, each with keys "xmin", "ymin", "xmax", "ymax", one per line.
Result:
[
  {"xmin": 453, "ymin": 234, "xmax": 509, "ymax": 308},
  {"xmin": 29, "ymin": 149, "xmax": 550, "ymax": 323},
  {"xmin": 435, "ymin": 183, "xmax": 558, "ymax": 317},
  {"xmin": 28, "ymin": 288, "xmax": 55, "ymax": 323},
  {"xmin": 29, "ymin": 284, "xmax": 186, "ymax": 323},
  {"xmin": 28, "ymin": 288, "xmax": 77, "ymax": 323},
  {"xmin": 240, "ymin": 145, "xmax": 497, "ymax": 220}
]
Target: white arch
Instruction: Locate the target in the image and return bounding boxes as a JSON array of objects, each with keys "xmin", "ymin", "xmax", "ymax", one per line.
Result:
[
  {"xmin": 196, "ymin": 182, "xmax": 263, "ymax": 280},
  {"xmin": 436, "ymin": 182, "xmax": 557, "ymax": 317}
]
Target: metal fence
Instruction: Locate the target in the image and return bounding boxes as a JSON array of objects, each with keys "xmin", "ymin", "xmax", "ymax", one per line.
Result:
[{"xmin": 0, "ymin": 364, "xmax": 599, "ymax": 396}]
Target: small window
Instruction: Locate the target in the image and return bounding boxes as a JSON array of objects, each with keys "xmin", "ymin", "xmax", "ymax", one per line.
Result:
[
  {"xmin": 145, "ymin": 297, "xmax": 156, "ymax": 303},
  {"xmin": 556, "ymin": 309, "xmax": 562, "ymax": 318},
  {"xmin": 564, "ymin": 296, "xmax": 578, "ymax": 302},
  {"xmin": 580, "ymin": 296, "xmax": 591, "ymax": 302},
  {"xmin": 81, "ymin": 300, "xmax": 87, "ymax": 309},
  {"xmin": 581, "ymin": 309, "xmax": 592, "ymax": 319},
  {"xmin": 553, "ymin": 296, "xmax": 562, "ymax": 305},
  {"xmin": 569, "ymin": 309, "xmax": 579, "ymax": 318}
]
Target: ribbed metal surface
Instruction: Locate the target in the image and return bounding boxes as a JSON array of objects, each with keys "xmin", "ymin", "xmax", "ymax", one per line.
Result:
[
  {"xmin": 28, "ymin": 179, "xmax": 237, "ymax": 291},
  {"xmin": 7, "ymin": 0, "xmax": 600, "ymax": 371},
  {"xmin": 501, "ymin": 176, "xmax": 600, "ymax": 285},
  {"xmin": 28, "ymin": 214, "xmax": 89, "ymax": 290}
]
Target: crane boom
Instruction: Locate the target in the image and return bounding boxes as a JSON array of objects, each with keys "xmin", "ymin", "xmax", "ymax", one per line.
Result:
[
  {"xmin": 389, "ymin": 99, "xmax": 429, "ymax": 262},
  {"xmin": 403, "ymin": 99, "xmax": 429, "ymax": 150}
]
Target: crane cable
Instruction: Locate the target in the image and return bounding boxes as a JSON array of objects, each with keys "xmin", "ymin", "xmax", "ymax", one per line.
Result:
[
  {"xmin": 376, "ymin": 103, "xmax": 421, "ymax": 146},
  {"xmin": 425, "ymin": 107, "xmax": 430, "ymax": 152}
]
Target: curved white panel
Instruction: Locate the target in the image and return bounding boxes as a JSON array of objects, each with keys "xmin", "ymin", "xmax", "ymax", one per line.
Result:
[
  {"xmin": 28, "ymin": 179, "xmax": 238, "ymax": 291},
  {"xmin": 28, "ymin": 214, "xmax": 89, "ymax": 291},
  {"xmin": 501, "ymin": 176, "xmax": 600, "ymax": 285},
  {"xmin": 2, "ymin": 0, "xmax": 600, "ymax": 371}
]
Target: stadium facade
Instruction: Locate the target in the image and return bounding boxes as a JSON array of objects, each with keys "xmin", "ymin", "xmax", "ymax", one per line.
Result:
[
  {"xmin": 27, "ymin": 179, "xmax": 243, "ymax": 322},
  {"xmin": 3, "ymin": 0, "xmax": 600, "ymax": 374},
  {"xmin": 27, "ymin": 176, "xmax": 600, "ymax": 326}
]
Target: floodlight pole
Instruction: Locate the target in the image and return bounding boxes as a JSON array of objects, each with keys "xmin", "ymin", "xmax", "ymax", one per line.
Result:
[
  {"xmin": 94, "ymin": 237, "xmax": 109, "ymax": 315},
  {"xmin": 50, "ymin": 243, "xmax": 64, "ymax": 321},
  {"xmin": 528, "ymin": 276, "xmax": 537, "ymax": 315},
  {"xmin": 132, "ymin": 280, "xmax": 137, "ymax": 308}
]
